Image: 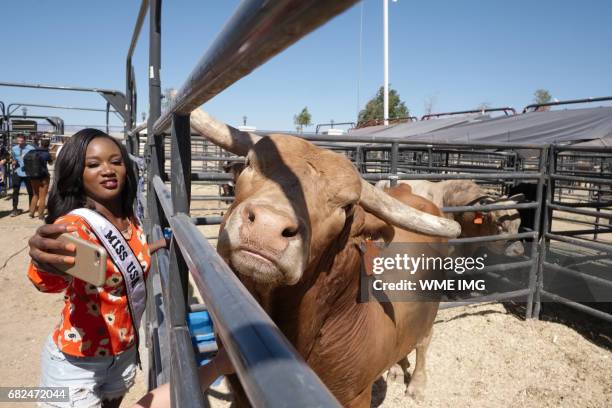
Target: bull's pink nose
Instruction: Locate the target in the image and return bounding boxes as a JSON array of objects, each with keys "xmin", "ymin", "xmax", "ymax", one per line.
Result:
[{"xmin": 241, "ymin": 203, "xmax": 300, "ymax": 250}]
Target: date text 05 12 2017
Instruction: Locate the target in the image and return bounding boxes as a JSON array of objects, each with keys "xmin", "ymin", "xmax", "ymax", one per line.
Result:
[{"xmin": 0, "ymin": 387, "xmax": 69, "ymax": 402}]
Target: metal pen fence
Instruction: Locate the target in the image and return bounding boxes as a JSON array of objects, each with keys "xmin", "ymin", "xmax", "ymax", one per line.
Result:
[
  {"xmin": 173, "ymin": 135, "xmax": 548, "ymax": 314},
  {"xmin": 534, "ymin": 145, "xmax": 612, "ymax": 323},
  {"xmin": 127, "ymin": 1, "xmax": 358, "ymax": 406},
  {"xmin": 123, "ymin": 1, "xmax": 612, "ymax": 406}
]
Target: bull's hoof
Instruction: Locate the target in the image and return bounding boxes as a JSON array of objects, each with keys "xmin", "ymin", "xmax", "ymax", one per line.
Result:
[
  {"xmin": 405, "ymin": 375, "xmax": 426, "ymax": 402},
  {"xmin": 385, "ymin": 365, "xmax": 405, "ymax": 383}
]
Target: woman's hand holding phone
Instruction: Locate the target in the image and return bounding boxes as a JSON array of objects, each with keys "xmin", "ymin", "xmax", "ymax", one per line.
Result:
[{"xmin": 28, "ymin": 224, "xmax": 77, "ymax": 276}]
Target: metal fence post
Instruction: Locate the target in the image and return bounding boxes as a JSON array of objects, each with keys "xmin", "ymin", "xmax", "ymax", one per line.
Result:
[
  {"xmin": 355, "ymin": 146, "xmax": 363, "ymax": 173},
  {"xmin": 533, "ymin": 146, "xmax": 555, "ymax": 319},
  {"xmin": 170, "ymin": 113, "xmax": 192, "ymax": 304},
  {"xmin": 171, "ymin": 114, "xmax": 192, "ymax": 213},
  {"xmin": 594, "ymin": 161, "xmax": 602, "ymax": 240},
  {"xmin": 143, "ymin": 0, "xmax": 168, "ymax": 393},
  {"xmin": 390, "ymin": 142, "xmax": 398, "ymax": 186},
  {"xmin": 526, "ymin": 146, "xmax": 547, "ymax": 319},
  {"xmin": 146, "ymin": 0, "xmax": 163, "ymax": 232}
]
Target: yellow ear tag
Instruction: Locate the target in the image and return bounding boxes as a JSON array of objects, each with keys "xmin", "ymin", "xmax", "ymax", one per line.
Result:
[{"xmin": 473, "ymin": 212, "xmax": 484, "ymax": 224}]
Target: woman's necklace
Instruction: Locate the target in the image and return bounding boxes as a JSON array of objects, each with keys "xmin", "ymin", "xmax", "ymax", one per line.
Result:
[
  {"xmin": 90, "ymin": 201, "xmax": 133, "ymax": 239},
  {"xmin": 119, "ymin": 219, "xmax": 133, "ymax": 239}
]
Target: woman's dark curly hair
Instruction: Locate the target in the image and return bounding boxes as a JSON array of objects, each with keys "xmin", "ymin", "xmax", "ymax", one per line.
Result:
[{"xmin": 46, "ymin": 128, "xmax": 137, "ymax": 224}]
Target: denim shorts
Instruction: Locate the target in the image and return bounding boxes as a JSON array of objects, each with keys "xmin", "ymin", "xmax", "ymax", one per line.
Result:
[{"xmin": 39, "ymin": 334, "xmax": 137, "ymax": 407}]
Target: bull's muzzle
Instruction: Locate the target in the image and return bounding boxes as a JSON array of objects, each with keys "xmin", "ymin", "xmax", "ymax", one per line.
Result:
[{"xmin": 240, "ymin": 203, "xmax": 301, "ymax": 254}]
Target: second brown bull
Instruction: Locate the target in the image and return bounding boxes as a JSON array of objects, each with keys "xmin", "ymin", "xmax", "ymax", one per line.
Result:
[{"xmin": 376, "ymin": 179, "xmax": 525, "ymax": 257}]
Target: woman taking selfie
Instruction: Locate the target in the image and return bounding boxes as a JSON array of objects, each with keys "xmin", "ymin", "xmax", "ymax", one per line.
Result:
[{"xmin": 27, "ymin": 128, "xmax": 165, "ymax": 408}]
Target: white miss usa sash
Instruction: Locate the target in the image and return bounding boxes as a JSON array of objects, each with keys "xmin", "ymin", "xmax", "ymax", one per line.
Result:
[{"xmin": 70, "ymin": 208, "xmax": 147, "ymax": 332}]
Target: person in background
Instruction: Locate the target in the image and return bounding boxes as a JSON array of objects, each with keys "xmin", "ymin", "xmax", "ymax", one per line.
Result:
[
  {"xmin": 0, "ymin": 141, "xmax": 10, "ymax": 197},
  {"xmin": 11, "ymin": 133, "xmax": 35, "ymax": 216},
  {"xmin": 29, "ymin": 139, "xmax": 53, "ymax": 219},
  {"xmin": 32, "ymin": 134, "xmax": 41, "ymax": 147}
]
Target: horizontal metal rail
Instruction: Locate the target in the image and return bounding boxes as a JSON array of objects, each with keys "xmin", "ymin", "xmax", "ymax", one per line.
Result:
[
  {"xmin": 552, "ymin": 216, "xmax": 612, "ymax": 229},
  {"xmin": 7, "ymin": 102, "xmax": 117, "ymax": 115},
  {"xmin": 449, "ymin": 231, "xmax": 536, "ymax": 244},
  {"xmin": 192, "ymin": 195, "xmax": 234, "ymax": 201},
  {"xmin": 193, "ymin": 172, "xmax": 233, "ymax": 181},
  {"xmin": 0, "ymin": 81, "xmax": 129, "ymax": 122},
  {"xmin": 154, "ymin": 0, "xmax": 359, "ymax": 134},
  {"xmin": 458, "ymin": 260, "xmax": 534, "ymax": 279},
  {"xmin": 539, "ymin": 290, "xmax": 612, "ymax": 323},
  {"xmin": 442, "ymin": 202, "xmax": 538, "ymax": 213},
  {"xmin": 421, "ymin": 106, "xmax": 516, "ymax": 120},
  {"xmin": 551, "ymin": 173, "xmax": 611, "ymax": 183},
  {"xmin": 439, "ymin": 289, "xmax": 530, "ymax": 309},
  {"xmin": 0, "ymin": 80, "xmax": 124, "ymax": 95},
  {"xmin": 355, "ymin": 116, "xmax": 417, "ymax": 128},
  {"xmin": 192, "ymin": 216, "xmax": 224, "ymax": 225},
  {"xmin": 543, "ymin": 262, "xmax": 612, "ymax": 289},
  {"xmin": 522, "ymin": 96, "xmax": 612, "ymax": 113},
  {"xmin": 548, "ymin": 203, "xmax": 612, "ymax": 220},
  {"xmin": 480, "ymin": 260, "xmax": 534, "ymax": 273},
  {"xmin": 553, "ymin": 228, "xmax": 612, "ymax": 237},
  {"xmin": 191, "ymin": 155, "xmax": 243, "ymax": 162},
  {"xmin": 363, "ymin": 172, "xmax": 541, "ymax": 181},
  {"xmin": 545, "ymin": 233, "xmax": 612, "ymax": 253},
  {"xmin": 550, "ymin": 200, "xmax": 612, "ymax": 208},
  {"xmin": 373, "ymin": 164, "xmax": 523, "ymax": 174}
]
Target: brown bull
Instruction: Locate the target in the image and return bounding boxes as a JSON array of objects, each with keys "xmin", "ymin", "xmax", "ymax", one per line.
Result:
[
  {"xmin": 376, "ymin": 179, "xmax": 525, "ymax": 257},
  {"xmin": 190, "ymin": 108, "xmax": 460, "ymax": 407}
]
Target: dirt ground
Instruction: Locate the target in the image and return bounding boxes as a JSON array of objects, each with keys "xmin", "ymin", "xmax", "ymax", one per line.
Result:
[{"xmin": 1, "ymin": 188, "xmax": 611, "ymax": 407}]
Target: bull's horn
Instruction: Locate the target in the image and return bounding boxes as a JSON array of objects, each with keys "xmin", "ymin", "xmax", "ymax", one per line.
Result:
[
  {"xmin": 190, "ymin": 107, "xmax": 261, "ymax": 156},
  {"xmin": 360, "ymin": 179, "xmax": 461, "ymax": 238}
]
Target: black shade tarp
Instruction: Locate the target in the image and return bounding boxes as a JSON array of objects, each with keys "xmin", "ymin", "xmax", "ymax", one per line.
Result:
[{"xmin": 348, "ymin": 107, "xmax": 612, "ymax": 146}]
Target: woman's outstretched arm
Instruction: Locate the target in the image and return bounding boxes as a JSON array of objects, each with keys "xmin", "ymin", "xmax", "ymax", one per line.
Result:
[{"xmin": 131, "ymin": 347, "xmax": 234, "ymax": 408}]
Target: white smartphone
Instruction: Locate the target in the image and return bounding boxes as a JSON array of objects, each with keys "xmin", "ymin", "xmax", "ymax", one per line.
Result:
[{"xmin": 54, "ymin": 233, "xmax": 108, "ymax": 286}]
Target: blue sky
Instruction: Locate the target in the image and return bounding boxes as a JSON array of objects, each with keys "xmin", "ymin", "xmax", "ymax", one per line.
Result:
[{"xmin": 1, "ymin": 0, "xmax": 611, "ymax": 131}]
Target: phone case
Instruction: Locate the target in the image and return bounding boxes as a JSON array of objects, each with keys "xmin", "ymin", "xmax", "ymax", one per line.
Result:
[{"xmin": 55, "ymin": 233, "xmax": 108, "ymax": 286}]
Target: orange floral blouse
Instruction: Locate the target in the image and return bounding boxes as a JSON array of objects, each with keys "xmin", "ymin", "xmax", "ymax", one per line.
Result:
[{"xmin": 28, "ymin": 213, "xmax": 150, "ymax": 358}]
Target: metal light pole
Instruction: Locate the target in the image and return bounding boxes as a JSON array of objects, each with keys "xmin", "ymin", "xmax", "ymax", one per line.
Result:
[{"xmin": 383, "ymin": 0, "xmax": 389, "ymax": 126}]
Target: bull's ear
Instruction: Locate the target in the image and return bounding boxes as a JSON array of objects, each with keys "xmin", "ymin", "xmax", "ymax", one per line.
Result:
[
  {"xmin": 362, "ymin": 212, "xmax": 395, "ymax": 244},
  {"xmin": 508, "ymin": 193, "xmax": 526, "ymax": 203}
]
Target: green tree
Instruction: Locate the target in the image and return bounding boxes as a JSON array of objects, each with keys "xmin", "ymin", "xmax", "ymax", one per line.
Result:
[
  {"xmin": 534, "ymin": 89, "xmax": 552, "ymax": 105},
  {"xmin": 294, "ymin": 107, "xmax": 312, "ymax": 133},
  {"xmin": 358, "ymin": 86, "xmax": 409, "ymax": 123}
]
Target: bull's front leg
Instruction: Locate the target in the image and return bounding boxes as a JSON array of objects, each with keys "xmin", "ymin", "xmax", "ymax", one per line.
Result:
[
  {"xmin": 406, "ymin": 328, "xmax": 433, "ymax": 401},
  {"xmin": 385, "ymin": 356, "xmax": 410, "ymax": 384}
]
